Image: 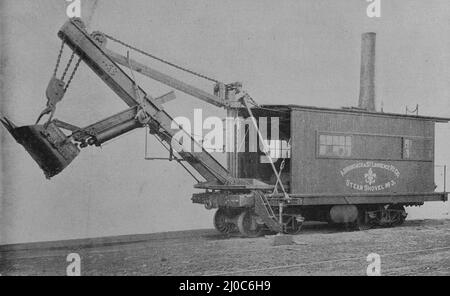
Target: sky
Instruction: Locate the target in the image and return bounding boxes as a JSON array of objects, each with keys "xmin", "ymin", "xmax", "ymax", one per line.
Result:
[{"xmin": 1, "ymin": 0, "xmax": 450, "ymax": 244}]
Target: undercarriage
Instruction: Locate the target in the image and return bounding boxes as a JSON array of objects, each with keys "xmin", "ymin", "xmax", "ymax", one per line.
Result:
[{"xmin": 193, "ymin": 191, "xmax": 446, "ymax": 237}]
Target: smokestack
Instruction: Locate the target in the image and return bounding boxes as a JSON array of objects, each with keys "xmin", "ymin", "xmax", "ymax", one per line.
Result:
[{"xmin": 358, "ymin": 32, "xmax": 376, "ymax": 111}]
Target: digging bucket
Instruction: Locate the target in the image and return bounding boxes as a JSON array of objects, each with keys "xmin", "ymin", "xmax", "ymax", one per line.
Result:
[{"xmin": 1, "ymin": 117, "xmax": 80, "ymax": 179}]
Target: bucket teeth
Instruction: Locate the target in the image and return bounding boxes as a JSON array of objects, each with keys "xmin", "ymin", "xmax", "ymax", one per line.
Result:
[{"xmin": 1, "ymin": 117, "xmax": 18, "ymax": 135}]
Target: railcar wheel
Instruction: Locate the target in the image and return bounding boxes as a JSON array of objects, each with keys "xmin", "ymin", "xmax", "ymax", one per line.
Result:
[
  {"xmin": 387, "ymin": 204, "xmax": 407, "ymax": 227},
  {"xmin": 355, "ymin": 206, "xmax": 376, "ymax": 231},
  {"xmin": 236, "ymin": 210, "xmax": 264, "ymax": 238},
  {"xmin": 213, "ymin": 208, "xmax": 236, "ymax": 234},
  {"xmin": 283, "ymin": 215, "xmax": 303, "ymax": 235}
]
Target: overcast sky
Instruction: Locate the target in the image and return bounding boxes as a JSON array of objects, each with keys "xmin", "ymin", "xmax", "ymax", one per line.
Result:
[{"xmin": 1, "ymin": 0, "xmax": 450, "ymax": 244}]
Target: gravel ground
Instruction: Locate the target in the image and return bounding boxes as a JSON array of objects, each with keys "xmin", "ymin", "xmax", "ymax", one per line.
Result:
[{"xmin": 1, "ymin": 219, "xmax": 449, "ymax": 276}]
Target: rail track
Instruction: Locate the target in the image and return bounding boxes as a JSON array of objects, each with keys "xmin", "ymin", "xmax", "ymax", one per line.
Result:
[
  {"xmin": 1, "ymin": 219, "xmax": 449, "ymax": 276},
  {"xmin": 206, "ymin": 246, "xmax": 450, "ymax": 276}
]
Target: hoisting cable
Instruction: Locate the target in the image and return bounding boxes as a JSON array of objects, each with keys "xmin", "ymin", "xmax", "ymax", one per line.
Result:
[
  {"xmin": 103, "ymin": 33, "xmax": 220, "ymax": 83},
  {"xmin": 103, "ymin": 32, "xmax": 291, "ymax": 120}
]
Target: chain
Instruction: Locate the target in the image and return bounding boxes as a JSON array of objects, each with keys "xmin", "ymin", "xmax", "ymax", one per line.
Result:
[
  {"xmin": 38, "ymin": 40, "xmax": 82, "ymax": 125},
  {"xmin": 53, "ymin": 40, "xmax": 65, "ymax": 77},
  {"xmin": 51, "ymin": 38, "xmax": 82, "ymax": 93},
  {"xmin": 103, "ymin": 33, "xmax": 220, "ymax": 83},
  {"xmin": 64, "ymin": 57, "xmax": 82, "ymax": 93},
  {"xmin": 61, "ymin": 52, "xmax": 76, "ymax": 81}
]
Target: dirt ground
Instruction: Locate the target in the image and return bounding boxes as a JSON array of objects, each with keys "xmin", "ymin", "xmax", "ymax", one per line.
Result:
[{"xmin": 1, "ymin": 219, "xmax": 449, "ymax": 276}]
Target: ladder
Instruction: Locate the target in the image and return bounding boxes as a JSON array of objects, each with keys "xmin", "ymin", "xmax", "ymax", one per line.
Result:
[{"xmin": 253, "ymin": 190, "xmax": 283, "ymax": 233}]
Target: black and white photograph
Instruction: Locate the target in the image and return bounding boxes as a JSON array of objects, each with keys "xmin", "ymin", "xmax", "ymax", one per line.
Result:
[{"xmin": 0, "ymin": 0, "xmax": 449, "ymax": 278}]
